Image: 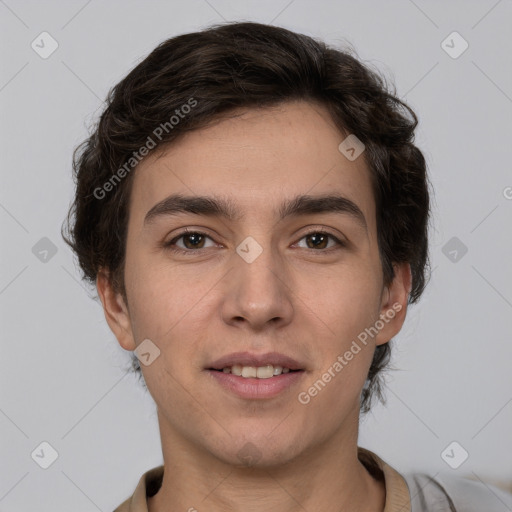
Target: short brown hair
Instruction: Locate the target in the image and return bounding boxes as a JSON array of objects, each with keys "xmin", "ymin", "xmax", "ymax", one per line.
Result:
[{"xmin": 62, "ymin": 21, "xmax": 431, "ymax": 413}]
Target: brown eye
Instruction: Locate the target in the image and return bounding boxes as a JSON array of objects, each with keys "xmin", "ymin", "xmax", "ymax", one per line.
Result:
[
  {"xmin": 180, "ymin": 232, "xmax": 206, "ymax": 249},
  {"xmin": 305, "ymin": 232, "xmax": 329, "ymax": 249},
  {"xmin": 297, "ymin": 230, "xmax": 344, "ymax": 251},
  {"xmin": 163, "ymin": 230, "xmax": 215, "ymax": 253}
]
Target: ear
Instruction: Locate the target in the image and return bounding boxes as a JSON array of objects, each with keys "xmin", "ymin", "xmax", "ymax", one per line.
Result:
[
  {"xmin": 374, "ymin": 262, "xmax": 412, "ymax": 346},
  {"xmin": 96, "ymin": 269, "xmax": 136, "ymax": 351}
]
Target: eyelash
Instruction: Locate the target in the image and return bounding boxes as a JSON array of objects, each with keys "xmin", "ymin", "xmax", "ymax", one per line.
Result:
[{"xmin": 162, "ymin": 228, "xmax": 345, "ymax": 255}]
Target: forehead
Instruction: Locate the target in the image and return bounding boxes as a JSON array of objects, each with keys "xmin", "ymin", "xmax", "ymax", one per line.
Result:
[{"xmin": 128, "ymin": 101, "xmax": 376, "ymax": 230}]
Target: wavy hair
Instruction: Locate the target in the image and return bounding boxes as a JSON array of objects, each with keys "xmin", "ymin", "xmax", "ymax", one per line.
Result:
[{"xmin": 62, "ymin": 21, "xmax": 431, "ymax": 413}]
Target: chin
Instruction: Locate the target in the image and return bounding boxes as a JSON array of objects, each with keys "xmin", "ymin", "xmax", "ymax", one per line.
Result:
[{"xmin": 206, "ymin": 430, "xmax": 306, "ymax": 469}]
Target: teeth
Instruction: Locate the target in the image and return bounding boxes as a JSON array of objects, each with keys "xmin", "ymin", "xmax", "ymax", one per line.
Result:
[
  {"xmin": 242, "ymin": 366, "xmax": 257, "ymax": 378},
  {"xmin": 257, "ymin": 365, "xmax": 274, "ymax": 379},
  {"xmin": 231, "ymin": 364, "xmax": 242, "ymax": 376},
  {"xmin": 221, "ymin": 364, "xmax": 293, "ymax": 378}
]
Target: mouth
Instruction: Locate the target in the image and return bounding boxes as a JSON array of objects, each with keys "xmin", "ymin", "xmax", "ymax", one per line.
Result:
[
  {"xmin": 205, "ymin": 352, "xmax": 306, "ymax": 399},
  {"xmin": 209, "ymin": 364, "xmax": 302, "ymax": 379}
]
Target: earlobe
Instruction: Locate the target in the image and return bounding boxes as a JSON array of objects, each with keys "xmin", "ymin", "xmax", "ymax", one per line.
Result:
[
  {"xmin": 374, "ymin": 262, "xmax": 412, "ymax": 346},
  {"xmin": 96, "ymin": 270, "xmax": 136, "ymax": 351}
]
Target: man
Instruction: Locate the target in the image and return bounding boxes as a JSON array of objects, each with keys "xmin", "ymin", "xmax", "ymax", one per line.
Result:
[{"xmin": 62, "ymin": 21, "xmax": 512, "ymax": 512}]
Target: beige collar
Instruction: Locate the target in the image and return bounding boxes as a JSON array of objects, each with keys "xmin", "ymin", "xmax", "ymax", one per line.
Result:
[{"xmin": 114, "ymin": 447, "xmax": 411, "ymax": 512}]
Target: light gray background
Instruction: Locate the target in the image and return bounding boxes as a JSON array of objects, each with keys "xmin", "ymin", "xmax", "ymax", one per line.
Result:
[{"xmin": 1, "ymin": 1, "xmax": 511, "ymax": 510}]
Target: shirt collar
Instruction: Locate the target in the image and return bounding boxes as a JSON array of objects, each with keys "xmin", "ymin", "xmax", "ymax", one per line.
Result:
[{"xmin": 114, "ymin": 447, "xmax": 411, "ymax": 512}]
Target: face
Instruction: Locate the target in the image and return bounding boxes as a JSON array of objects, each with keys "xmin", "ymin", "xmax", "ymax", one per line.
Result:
[{"xmin": 98, "ymin": 100, "xmax": 411, "ymax": 467}]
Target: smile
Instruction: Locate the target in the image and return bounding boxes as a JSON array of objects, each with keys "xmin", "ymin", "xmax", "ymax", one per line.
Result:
[
  {"xmin": 215, "ymin": 364, "xmax": 297, "ymax": 379},
  {"xmin": 207, "ymin": 367, "xmax": 305, "ymax": 400}
]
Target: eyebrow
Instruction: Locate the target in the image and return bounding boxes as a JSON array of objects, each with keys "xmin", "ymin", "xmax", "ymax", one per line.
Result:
[{"xmin": 143, "ymin": 193, "xmax": 367, "ymax": 231}]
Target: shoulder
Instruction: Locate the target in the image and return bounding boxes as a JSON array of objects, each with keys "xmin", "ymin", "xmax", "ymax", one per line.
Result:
[
  {"xmin": 112, "ymin": 465, "xmax": 164, "ymax": 512},
  {"xmin": 402, "ymin": 472, "xmax": 512, "ymax": 512}
]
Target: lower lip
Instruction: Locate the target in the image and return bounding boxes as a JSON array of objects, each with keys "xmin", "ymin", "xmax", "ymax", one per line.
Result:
[{"xmin": 207, "ymin": 370, "xmax": 305, "ymax": 399}]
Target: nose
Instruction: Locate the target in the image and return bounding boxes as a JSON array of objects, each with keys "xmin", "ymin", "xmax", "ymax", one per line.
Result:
[{"xmin": 219, "ymin": 238, "xmax": 294, "ymax": 332}]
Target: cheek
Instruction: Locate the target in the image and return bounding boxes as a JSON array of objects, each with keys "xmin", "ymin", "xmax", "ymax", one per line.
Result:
[
  {"xmin": 300, "ymin": 262, "xmax": 382, "ymax": 338},
  {"xmin": 124, "ymin": 259, "xmax": 219, "ymax": 394},
  {"xmin": 296, "ymin": 263, "xmax": 382, "ymax": 402},
  {"xmin": 297, "ymin": 308, "xmax": 378, "ymax": 422},
  {"xmin": 124, "ymin": 257, "xmax": 208, "ymax": 342}
]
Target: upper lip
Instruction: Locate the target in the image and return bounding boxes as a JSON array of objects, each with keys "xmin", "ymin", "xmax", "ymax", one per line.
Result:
[{"xmin": 207, "ymin": 351, "xmax": 304, "ymax": 371}]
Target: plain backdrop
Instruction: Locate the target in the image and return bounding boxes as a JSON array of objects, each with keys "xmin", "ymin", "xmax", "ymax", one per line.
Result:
[{"xmin": 1, "ymin": 1, "xmax": 511, "ymax": 510}]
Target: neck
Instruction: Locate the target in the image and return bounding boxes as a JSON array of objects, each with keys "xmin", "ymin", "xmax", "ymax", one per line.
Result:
[{"xmin": 148, "ymin": 411, "xmax": 386, "ymax": 512}]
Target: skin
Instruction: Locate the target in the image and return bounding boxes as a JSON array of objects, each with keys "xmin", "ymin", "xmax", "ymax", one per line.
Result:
[{"xmin": 97, "ymin": 100, "xmax": 412, "ymax": 512}]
